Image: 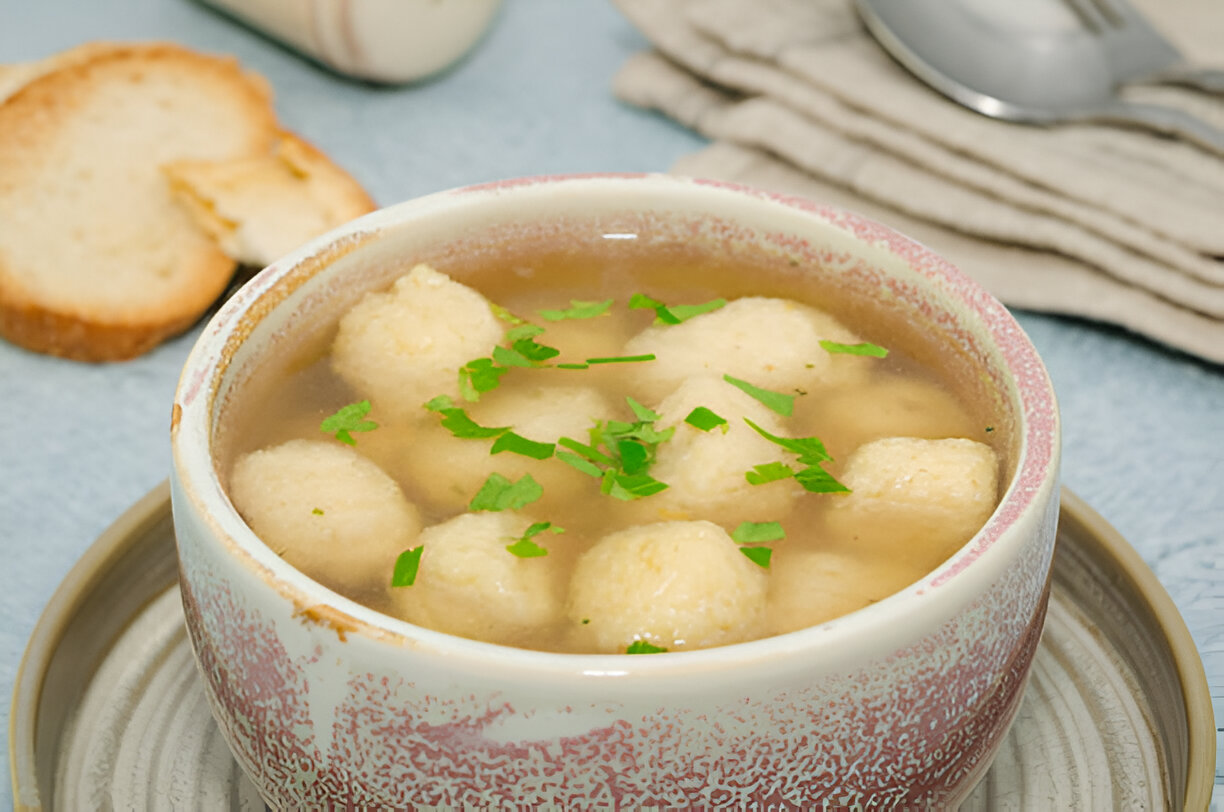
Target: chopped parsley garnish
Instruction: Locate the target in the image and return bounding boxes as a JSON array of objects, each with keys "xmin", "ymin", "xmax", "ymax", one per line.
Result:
[
  {"xmin": 625, "ymin": 640, "xmax": 668, "ymax": 654},
  {"xmin": 469, "ymin": 473, "xmax": 544, "ymax": 512},
  {"xmin": 311, "ymin": 507, "xmax": 324, "ymax": 516},
  {"xmin": 629, "ymin": 293, "xmax": 727, "ymax": 325},
  {"xmin": 556, "ymin": 363, "xmax": 591, "ymax": 370},
  {"xmin": 538, "ymin": 299, "xmax": 614, "ymax": 321},
  {"xmin": 794, "ymin": 466, "xmax": 851, "ymax": 494},
  {"xmin": 391, "ymin": 546, "xmax": 424, "ymax": 587},
  {"xmin": 490, "ymin": 303, "xmax": 526, "ymax": 325},
  {"xmin": 743, "ymin": 418, "xmax": 831, "ymax": 464},
  {"xmin": 684, "ymin": 406, "xmax": 728, "ymax": 433},
  {"xmin": 505, "ymin": 323, "xmax": 545, "ymax": 341},
  {"xmin": 490, "ymin": 431, "xmax": 555, "ymax": 460},
  {"xmin": 505, "ymin": 521, "xmax": 564, "ymax": 558},
  {"xmin": 504, "ymin": 325, "xmax": 561, "ymax": 363},
  {"xmin": 585, "ymin": 354, "xmax": 656, "ymax": 365},
  {"xmin": 556, "ymin": 451, "xmax": 604, "ymax": 477},
  {"xmin": 739, "ymin": 546, "xmax": 773, "ymax": 568},
  {"xmin": 492, "ymin": 345, "xmax": 535, "ymax": 368},
  {"xmin": 985, "ymin": 426, "xmax": 995, "ymax": 433},
  {"xmin": 458, "ymin": 358, "xmax": 510, "ymax": 402},
  {"xmin": 556, "ymin": 397, "xmax": 674, "ymax": 501},
  {"xmin": 626, "ymin": 396, "xmax": 660, "ymax": 423},
  {"xmin": 723, "ymin": 375, "xmax": 795, "ymax": 417},
  {"xmin": 320, "ymin": 399, "xmax": 379, "ymax": 445},
  {"xmin": 436, "ymin": 407, "xmax": 509, "ymax": 439},
  {"xmin": 731, "ymin": 521, "xmax": 786, "ymax": 544},
  {"xmin": 742, "ymin": 417, "xmax": 849, "ymax": 494},
  {"xmin": 505, "ymin": 539, "xmax": 549, "ymax": 558},
  {"xmin": 744, "ymin": 462, "xmax": 796, "ymax": 485},
  {"xmin": 819, "ymin": 340, "xmax": 889, "ymax": 358}
]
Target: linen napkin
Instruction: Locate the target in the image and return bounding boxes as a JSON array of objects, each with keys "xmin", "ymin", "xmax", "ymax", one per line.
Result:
[{"xmin": 612, "ymin": 0, "xmax": 1224, "ymax": 364}]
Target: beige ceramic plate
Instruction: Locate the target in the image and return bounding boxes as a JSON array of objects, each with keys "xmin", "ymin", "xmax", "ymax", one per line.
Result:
[{"xmin": 8, "ymin": 485, "xmax": 1217, "ymax": 810}]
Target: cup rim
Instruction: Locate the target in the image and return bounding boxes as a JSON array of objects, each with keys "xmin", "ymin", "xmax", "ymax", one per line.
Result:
[{"xmin": 171, "ymin": 172, "xmax": 1060, "ymax": 675}]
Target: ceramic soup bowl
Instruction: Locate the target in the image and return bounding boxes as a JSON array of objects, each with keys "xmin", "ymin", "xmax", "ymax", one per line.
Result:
[{"xmin": 170, "ymin": 173, "xmax": 1060, "ymax": 808}]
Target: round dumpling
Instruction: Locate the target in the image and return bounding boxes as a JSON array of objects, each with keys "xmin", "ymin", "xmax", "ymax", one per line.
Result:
[
  {"xmin": 228, "ymin": 439, "xmax": 422, "ymax": 593},
  {"xmin": 331, "ymin": 264, "xmax": 503, "ymax": 418},
  {"xmin": 566, "ymin": 520, "xmax": 768, "ymax": 653},
  {"xmin": 621, "ymin": 297, "xmax": 870, "ymax": 402},
  {"xmin": 629, "ymin": 376, "xmax": 801, "ymax": 525},
  {"xmin": 767, "ymin": 549, "xmax": 924, "ymax": 635},
  {"xmin": 398, "ymin": 383, "xmax": 613, "ymax": 512},
  {"xmin": 795, "ymin": 374, "xmax": 983, "ymax": 461},
  {"xmin": 824, "ymin": 437, "xmax": 999, "ymax": 571},
  {"xmin": 387, "ymin": 512, "xmax": 566, "ymax": 648}
]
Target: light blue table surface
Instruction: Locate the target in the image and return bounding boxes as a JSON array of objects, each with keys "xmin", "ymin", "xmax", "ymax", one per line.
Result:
[{"xmin": 1, "ymin": 0, "xmax": 1221, "ymax": 807}]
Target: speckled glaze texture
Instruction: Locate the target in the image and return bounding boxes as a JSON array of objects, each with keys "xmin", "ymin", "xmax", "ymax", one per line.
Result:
[{"xmin": 170, "ymin": 174, "xmax": 1061, "ymax": 808}]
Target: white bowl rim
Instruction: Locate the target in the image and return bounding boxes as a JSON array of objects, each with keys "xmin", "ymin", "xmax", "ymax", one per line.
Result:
[{"xmin": 171, "ymin": 172, "xmax": 1060, "ymax": 677}]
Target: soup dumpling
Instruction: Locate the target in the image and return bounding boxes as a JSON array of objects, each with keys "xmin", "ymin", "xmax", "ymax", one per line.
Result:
[
  {"xmin": 824, "ymin": 437, "xmax": 998, "ymax": 571},
  {"xmin": 796, "ymin": 374, "xmax": 983, "ymax": 461},
  {"xmin": 621, "ymin": 297, "xmax": 870, "ymax": 402},
  {"xmin": 767, "ymin": 549, "xmax": 924, "ymax": 635},
  {"xmin": 229, "ymin": 439, "xmax": 422, "ymax": 593},
  {"xmin": 331, "ymin": 264, "xmax": 503, "ymax": 419},
  {"xmin": 387, "ymin": 511, "xmax": 566, "ymax": 648},
  {"xmin": 631, "ymin": 376, "xmax": 801, "ymax": 525},
  {"xmin": 567, "ymin": 520, "xmax": 767, "ymax": 653}
]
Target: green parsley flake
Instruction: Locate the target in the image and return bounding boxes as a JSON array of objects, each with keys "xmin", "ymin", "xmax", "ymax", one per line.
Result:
[
  {"xmin": 723, "ymin": 375, "xmax": 795, "ymax": 417},
  {"xmin": 391, "ymin": 546, "xmax": 424, "ymax": 587},
  {"xmin": 684, "ymin": 406, "xmax": 728, "ymax": 433},
  {"xmin": 743, "ymin": 418, "xmax": 831, "ymax": 464},
  {"xmin": 585, "ymin": 354, "xmax": 656, "ymax": 365},
  {"xmin": 556, "ymin": 451, "xmax": 603, "ymax": 477},
  {"xmin": 626, "ymin": 396, "xmax": 661, "ymax": 423},
  {"xmin": 320, "ymin": 400, "xmax": 379, "ymax": 445},
  {"xmin": 556, "ymin": 363, "xmax": 591, "ymax": 370},
  {"xmin": 731, "ymin": 521, "xmax": 786, "ymax": 544},
  {"xmin": 629, "ymin": 293, "xmax": 727, "ymax": 325},
  {"xmin": 739, "ymin": 546, "xmax": 773, "ymax": 569},
  {"xmin": 667, "ymin": 299, "xmax": 728, "ymax": 323},
  {"xmin": 794, "ymin": 466, "xmax": 851, "ymax": 494},
  {"xmin": 819, "ymin": 340, "xmax": 889, "ymax": 358},
  {"xmin": 744, "ymin": 461, "xmax": 796, "ymax": 485},
  {"xmin": 311, "ymin": 507, "xmax": 324, "ymax": 516},
  {"xmin": 492, "ymin": 345, "xmax": 535, "ymax": 368},
  {"xmin": 424, "ymin": 395, "xmax": 455, "ymax": 412},
  {"xmin": 505, "ymin": 521, "xmax": 564, "ymax": 558},
  {"xmin": 489, "ymin": 303, "xmax": 526, "ymax": 325},
  {"xmin": 436, "ymin": 408, "xmax": 509, "ymax": 439},
  {"xmin": 625, "ymin": 640, "xmax": 668, "ymax": 654},
  {"xmin": 558, "ymin": 436, "xmax": 617, "ymax": 467},
  {"xmin": 458, "ymin": 358, "xmax": 509, "ymax": 402},
  {"xmin": 490, "ymin": 431, "xmax": 555, "ymax": 460},
  {"xmin": 469, "ymin": 473, "xmax": 544, "ymax": 512},
  {"xmin": 505, "ymin": 539, "xmax": 549, "ymax": 558},
  {"xmin": 538, "ymin": 299, "xmax": 614, "ymax": 321},
  {"xmin": 511, "ymin": 336, "xmax": 561, "ymax": 364},
  {"xmin": 504, "ymin": 324, "xmax": 545, "ymax": 341}
]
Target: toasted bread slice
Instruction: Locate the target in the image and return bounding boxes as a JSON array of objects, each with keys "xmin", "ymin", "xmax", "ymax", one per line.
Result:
[
  {"xmin": 0, "ymin": 43, "xmax": 278, "ymax": 361},
  {"xmin": 164, "ymin": 131, "xmax": 377, "ymax": 269}
]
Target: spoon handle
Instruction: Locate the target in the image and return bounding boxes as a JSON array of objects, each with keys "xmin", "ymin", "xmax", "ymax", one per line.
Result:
[
  {"xmin": 1148, "ymin": 66, "xmax": 1224, "ymax": 96},
  {"xmin": 1091, "ymin": 100, "xmax": 1224, "ymax": 156}
]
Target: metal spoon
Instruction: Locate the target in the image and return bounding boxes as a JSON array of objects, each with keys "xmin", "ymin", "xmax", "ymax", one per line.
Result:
[{"xmin": 853, "ymin": 0, "xmax": 1224, "ymax": 155}]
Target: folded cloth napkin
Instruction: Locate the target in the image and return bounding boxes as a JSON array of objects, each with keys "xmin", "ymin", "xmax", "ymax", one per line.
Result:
[{"xmin": 612, "ymin": 0, "xmax": 1224, "ymax": 364}]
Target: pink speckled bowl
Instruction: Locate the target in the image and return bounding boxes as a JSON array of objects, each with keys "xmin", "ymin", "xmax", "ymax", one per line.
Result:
[{"xmin": 170, "ymin": 174, "xmax": 1060, "ymax": 808}]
